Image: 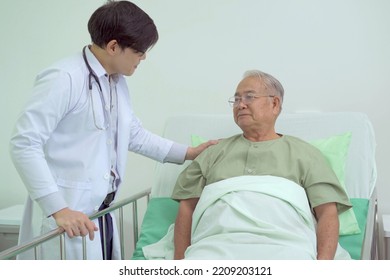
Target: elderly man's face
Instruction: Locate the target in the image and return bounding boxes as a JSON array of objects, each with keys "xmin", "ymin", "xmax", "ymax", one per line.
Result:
[{"xmin": 233, "ymin": 76, "xmax": 279, "ymax": 133}]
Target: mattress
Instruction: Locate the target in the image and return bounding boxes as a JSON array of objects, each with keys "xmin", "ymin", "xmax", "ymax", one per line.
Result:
[{"xmin": 131, "ymin": 197, "xmax": 369, "ymax": 260}]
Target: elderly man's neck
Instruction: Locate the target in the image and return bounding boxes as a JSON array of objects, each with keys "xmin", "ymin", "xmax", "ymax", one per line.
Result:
[{"xmin": 243, "ymin": 130, "xmax": 281, "ymax": 142}]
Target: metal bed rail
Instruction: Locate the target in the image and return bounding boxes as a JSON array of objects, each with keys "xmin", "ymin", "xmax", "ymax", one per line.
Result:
[
  {"xmin": 361, "ymin": 188, "xmax": 379, "ymax": 260},
  {"xmin": 0, "ymin": 188, "xmax": 151, "ymax": 260}
]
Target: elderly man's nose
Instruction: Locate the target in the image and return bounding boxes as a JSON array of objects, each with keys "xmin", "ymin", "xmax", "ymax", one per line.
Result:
[{"xmin": 237, "ymin": 99, "xmax": 247, "ymax": 109}]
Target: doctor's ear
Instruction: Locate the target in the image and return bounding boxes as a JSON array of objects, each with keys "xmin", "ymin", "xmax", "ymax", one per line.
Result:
[{"xmin": 106, "ymin": 40, "xmax": 120, "ymax": 55}]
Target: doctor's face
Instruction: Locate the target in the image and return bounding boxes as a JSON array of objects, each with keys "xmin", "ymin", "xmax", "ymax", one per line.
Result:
[{"xmin": 113, "ymin": 47, "xmax": 146, "ymax": 76}]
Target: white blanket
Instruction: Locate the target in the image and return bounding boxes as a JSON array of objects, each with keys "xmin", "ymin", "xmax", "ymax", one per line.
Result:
[{"xmin": 143, "ymin": 175, "xmax": 351, "ymax": 260}]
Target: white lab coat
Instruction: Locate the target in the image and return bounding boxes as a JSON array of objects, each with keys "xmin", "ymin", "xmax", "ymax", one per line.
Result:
[{"xmin": 9, "ymin": 47, "xmax": 184, "ymax": 259}]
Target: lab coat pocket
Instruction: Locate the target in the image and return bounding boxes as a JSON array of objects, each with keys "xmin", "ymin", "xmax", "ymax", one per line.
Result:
[{"xmin": 56, "ymin": 178, "xmax": 93, "ymax": 213}]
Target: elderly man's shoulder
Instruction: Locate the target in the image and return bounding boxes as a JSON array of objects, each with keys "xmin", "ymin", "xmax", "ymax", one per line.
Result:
[
  {"xmin": 282, "ymin": 135, "xmax": 320, "ymax": 152},
  {"xmin": 204, "ymin": 134, "xmax": 242, "ymax": 151},
  {"xmin": 283, "ymin": 134, "xmax": 309, "ymax": 144},
  {"xmin": 217, "ymin": 134, "xmax": 242, "ymax": 145}
]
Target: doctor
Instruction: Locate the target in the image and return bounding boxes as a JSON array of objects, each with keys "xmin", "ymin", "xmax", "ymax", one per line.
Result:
[{"xmin": 9, "ymin": 0, "xmax": 216, "ymax": 260}]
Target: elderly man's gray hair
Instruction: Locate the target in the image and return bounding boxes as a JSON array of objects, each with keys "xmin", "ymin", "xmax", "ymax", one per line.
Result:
[{"xmin": 243, "ymin": 70, "xmax": 284, "ymax": 103}]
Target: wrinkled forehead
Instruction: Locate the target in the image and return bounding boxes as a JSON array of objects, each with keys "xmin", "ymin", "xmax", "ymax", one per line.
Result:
[{"xmin": 235, "ymin": 76, "xmax": 268, "ymax": 96}]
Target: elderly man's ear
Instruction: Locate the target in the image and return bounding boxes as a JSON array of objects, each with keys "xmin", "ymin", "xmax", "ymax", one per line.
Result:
[{"xmin": 272, "ymin": 96, "xmax": 282, "ymax": 115}]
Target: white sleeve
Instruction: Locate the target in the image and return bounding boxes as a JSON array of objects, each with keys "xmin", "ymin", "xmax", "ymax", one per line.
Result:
[
  {"xmin": 127, "ymin": 114, "xmax": 188, "ymax": 164},
  {"xmin": 9, "ymin": 69, "xmax": 71, "ymax": 215},
  {"xmin": 164, "ymin": 142, "xmax": 188, "ymax": 164}
]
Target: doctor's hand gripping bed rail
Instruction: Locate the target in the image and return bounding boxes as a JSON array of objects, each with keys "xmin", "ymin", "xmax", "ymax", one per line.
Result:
[{"xmin": 0, "ymin": 188, "xmax": 151, "ymax": 260}]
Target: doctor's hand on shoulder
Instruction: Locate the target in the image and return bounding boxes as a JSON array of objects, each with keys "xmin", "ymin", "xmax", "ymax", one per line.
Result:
[
  {"xmin": 185, "ymin": 139, "xmax": 219, "ymax": 160},
  {"xmin": 52, "ymin": 208, "xmax": 99, "ymax": 240}
]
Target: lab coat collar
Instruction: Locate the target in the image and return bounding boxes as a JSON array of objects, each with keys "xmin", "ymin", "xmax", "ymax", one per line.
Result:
[{"xmin": 83, "ymin": 45, "xmax": 119, "ymax": 83}]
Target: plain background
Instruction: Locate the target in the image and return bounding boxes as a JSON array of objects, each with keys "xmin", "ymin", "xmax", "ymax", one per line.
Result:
[{"xmin": 0, "ymin": 0, "xmax": 389, "ymax": 259}]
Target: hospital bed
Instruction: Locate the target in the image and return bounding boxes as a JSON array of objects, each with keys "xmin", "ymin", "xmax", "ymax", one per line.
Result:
[
  {"xmin": 0, "ymin": 112, "xmax": 377, "ymax": 260},
  {"xmin": 131, "ymin": 112, "xmax": 378, "ymax": 260}
]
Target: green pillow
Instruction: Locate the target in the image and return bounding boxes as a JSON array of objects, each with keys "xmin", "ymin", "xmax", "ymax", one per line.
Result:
[
  {"xmin": 132, "ymin": 198, "xmax": 179, "ymax": 260},
  {"xmin": 338, "ymin": 198, "xmax": 369, "ymax": 259},
  {"xmin": 191, "ymin": 132, "xmax": 360, "ymax": 236},
  {"xmin": 191, "ymin": 134, "xmax": 208, "ymax": 147},
  {"xmin": 309, "ymin": 132, "xmax": 360, "ymax": 235}
]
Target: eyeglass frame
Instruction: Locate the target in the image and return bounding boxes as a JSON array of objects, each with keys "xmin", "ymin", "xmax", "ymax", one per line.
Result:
[{"xmin": 228, "ymin": 93, "xmax": 275, "ymax": 108}]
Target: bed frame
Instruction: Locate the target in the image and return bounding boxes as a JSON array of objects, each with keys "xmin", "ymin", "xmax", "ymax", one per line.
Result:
[{"xmin": 0, "ymin": 189, "xmax": 151, "ymax": 260}]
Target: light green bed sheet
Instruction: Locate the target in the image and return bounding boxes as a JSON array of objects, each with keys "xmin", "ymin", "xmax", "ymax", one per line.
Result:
[{"xmin": 131, "ymin": 197, "xmax": 368, "ymax": 260}]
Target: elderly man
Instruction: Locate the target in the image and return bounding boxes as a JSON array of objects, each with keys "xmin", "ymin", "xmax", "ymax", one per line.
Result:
[{"xmin": 172, "ymin": 70, "xmax": 352, "ymax": 260}]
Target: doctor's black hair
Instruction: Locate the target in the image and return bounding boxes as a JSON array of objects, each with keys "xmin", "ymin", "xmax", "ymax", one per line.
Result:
[{"xmin": 88, "ymin": 0, "xmax": 158, "ymax": 53}]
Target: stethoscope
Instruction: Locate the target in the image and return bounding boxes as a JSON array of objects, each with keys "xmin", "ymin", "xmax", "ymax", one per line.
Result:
[{"xmin": 82, "ymin": 45, "xmax": 110, "ymax": 130}]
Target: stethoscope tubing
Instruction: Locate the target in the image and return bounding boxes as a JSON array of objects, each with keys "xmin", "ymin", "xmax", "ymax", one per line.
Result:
[{"xmin": 82, "ymin": 46, "xmax": 109, "ymax": 130}]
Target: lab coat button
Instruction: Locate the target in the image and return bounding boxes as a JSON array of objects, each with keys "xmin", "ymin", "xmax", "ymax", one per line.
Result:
[
  {"xmin": 104, "ymin": 173, "xmax": 110, "ymax": 180},
  {"xmin": 105, "ymin": 105, "xmax": 110, "ymax": 110},
  {"xmin": 107, "ymin": 139, "xmax": 112, "ymax": 145}
]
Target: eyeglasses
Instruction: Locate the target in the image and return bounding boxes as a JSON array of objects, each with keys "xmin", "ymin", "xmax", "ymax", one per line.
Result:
[{"xmin": 228, "ymin": 93, "xmax": 275, "ymax": 107}]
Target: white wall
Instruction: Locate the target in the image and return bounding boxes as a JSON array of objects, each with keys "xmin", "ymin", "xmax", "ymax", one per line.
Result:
[{"xmin": 1, "ymin": 0, "xmax": 389, "ymax": 258}]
